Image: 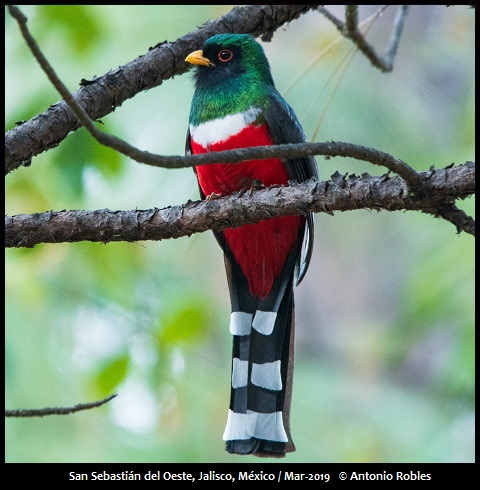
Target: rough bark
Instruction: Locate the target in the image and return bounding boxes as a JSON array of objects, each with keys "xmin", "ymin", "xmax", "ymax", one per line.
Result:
[{"xmin": 5, "ymin": 162, "xmax": 475, "ymax": 248}]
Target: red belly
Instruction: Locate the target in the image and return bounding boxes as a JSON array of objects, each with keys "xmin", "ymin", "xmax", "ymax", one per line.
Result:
[{"xmin": 192, "ymin": 123, "xmax": 302, "ymax": 298}]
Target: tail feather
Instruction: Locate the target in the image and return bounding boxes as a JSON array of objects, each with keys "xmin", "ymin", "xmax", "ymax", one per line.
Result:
[{"xmin": 222, "ymin": 247, "xmax": 297, "ymax": 457}]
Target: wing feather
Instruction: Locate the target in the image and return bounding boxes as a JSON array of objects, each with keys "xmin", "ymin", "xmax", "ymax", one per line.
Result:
[{"xmin": 265, "ymin": 90, "xmax": 318, "ymax": 283}]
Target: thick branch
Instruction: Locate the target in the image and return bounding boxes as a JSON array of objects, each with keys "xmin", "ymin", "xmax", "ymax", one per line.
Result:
[
  {"xmin": 5, "ymin": 162, "xmax": 475, "ymax": 249},
  {"xmin": 5, "ymin": 4, "xmax": 318, "ymax": 173}
]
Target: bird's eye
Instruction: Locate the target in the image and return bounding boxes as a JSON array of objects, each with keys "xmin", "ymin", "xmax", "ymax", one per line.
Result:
[{"xmin": 218, "ymin": 49, "xmax": 233, "ymax": 62}]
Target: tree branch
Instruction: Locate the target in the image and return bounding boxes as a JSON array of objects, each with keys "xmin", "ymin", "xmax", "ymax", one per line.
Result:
[
  {"xmin": 5, "ymin": 162, "xmax": 475, "ymax": 249},
  {"xmin": 318, "ymin": 5, "xmax": 409, "ymax": 72},
  {"xmin": 5, "ymin": 394, "xmax": 117, "ymax": 417},
  {"xmin": 5, "ymin": 4, "xmax": 318, "ymax": 173}
]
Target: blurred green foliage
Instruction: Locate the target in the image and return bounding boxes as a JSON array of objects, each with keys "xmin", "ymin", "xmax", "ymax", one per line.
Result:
[
  {"xmin": 5, "ymin": 5, "xmax": 474, "ymax": 463},
  {"xmin": 36, "ymin": 5, "xmax": 104, "ymax": 55}
]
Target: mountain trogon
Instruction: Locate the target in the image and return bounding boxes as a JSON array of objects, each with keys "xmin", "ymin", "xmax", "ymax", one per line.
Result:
[{"xmin": 185, "ymin": 33, "xmax": 318, "ymax": 458}]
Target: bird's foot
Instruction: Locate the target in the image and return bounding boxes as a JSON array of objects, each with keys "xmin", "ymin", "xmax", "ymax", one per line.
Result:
[
  {"xmin": 249, "ymin": 179, "xmax": 265, "ymax": 196},
  {"xmin": 237, "ymin": 179, "xmax": 267, "ymax": 198},
  {"xmin": 249, "ymin": 179, "xmax": 266, "ymax": 197},
  {"xmin": 205, "ymin": 192, "xmax": 222, "ymax": 202}
]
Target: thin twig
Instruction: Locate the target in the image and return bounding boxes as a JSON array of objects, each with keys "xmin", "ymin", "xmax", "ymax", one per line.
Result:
[
  {"xmin": 383, "ymin": 5, "xmax": 409, "ymax": 68},
  {"xmin": 309, "ymin": 7, "xmax": 387, "ymax": 142},
  {"xmin": 318, "ymin": 5, "xmax": 408, "ymax": 72},
  {"xmin": 5, "ymin": 394, "xmax": 117, "ymax": 417},
  {"xmin": 317, "ymin": 5, "xmax": 345, "ymax": 30},
  {"xmin": 7, "ymin": 5, "xmax": 152, "ymax": 170},
  {"xmin": 345, "ymin": 5, "xmax": 359, "ymax": 34}
]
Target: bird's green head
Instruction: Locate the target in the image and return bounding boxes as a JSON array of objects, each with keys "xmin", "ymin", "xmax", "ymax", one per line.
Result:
[{"xmin": 186, "ymin": 34, "xmax": 275, "ymax": 123}]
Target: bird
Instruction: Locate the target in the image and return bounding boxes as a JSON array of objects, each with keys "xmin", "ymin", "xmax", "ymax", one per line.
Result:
[{"xmin": 185, "ymin": 33, "xmax": 318, "ymax": 458}]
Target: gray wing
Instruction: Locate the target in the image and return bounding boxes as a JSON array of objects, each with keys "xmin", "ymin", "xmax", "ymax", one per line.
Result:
[{"xmin": 265, "ymin": 89, "xmax": 318, "ymax": 284}]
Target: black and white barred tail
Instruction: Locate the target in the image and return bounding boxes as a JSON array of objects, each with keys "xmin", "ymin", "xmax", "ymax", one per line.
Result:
[{"xmin": 222, "ymin": 246, "xmax": 298, "ymax": 457}]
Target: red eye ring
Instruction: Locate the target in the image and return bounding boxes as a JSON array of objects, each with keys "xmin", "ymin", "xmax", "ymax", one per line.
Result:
[{"xmin": 218, "ymin": 49, "xmax": 233, "ymax": 62}]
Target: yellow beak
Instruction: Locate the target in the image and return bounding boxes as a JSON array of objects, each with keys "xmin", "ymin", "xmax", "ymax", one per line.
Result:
[{"xmin": 185, "ymin": 50, "xmax": 214, "ymax": 67}]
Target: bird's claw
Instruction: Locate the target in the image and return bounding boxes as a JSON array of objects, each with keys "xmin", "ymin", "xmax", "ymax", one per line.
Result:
[
  {"xmin": 236, "ymin": 179, "xmax": 265, "ymax": 198},
  {"xmin": 249, "ymin": 179, "xmax": 265, "ymax": 196},
  {"xmin": 205, "ymin": 192, "xmax": 222, "ymax": 201}
]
